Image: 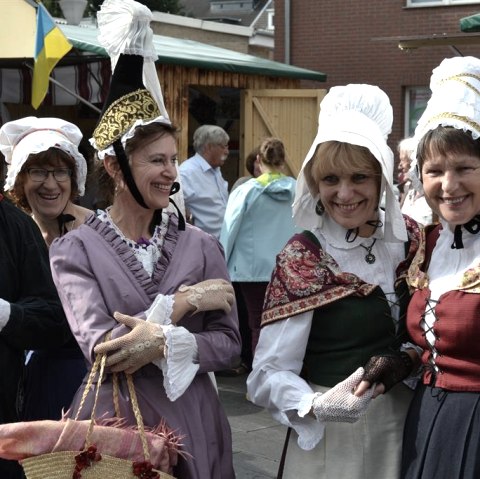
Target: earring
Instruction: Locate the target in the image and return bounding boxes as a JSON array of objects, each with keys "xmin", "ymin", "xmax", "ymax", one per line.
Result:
[{"xmin": 315, "ymin": 200, "xmax": 325, "ymax": 216}]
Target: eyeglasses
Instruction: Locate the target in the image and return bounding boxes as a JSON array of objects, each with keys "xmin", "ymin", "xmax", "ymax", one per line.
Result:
[{"xmin": 26, "ymin": 168, "xmax": 72, "ymax": 182}]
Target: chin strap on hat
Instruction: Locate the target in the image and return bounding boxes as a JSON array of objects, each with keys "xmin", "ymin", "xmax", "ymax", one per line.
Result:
[
  {"xmin": 168, "ymin": 181, "xmax": 185, "ymax": 231},
  {"xmin": 112, "ymin": 139, "xmax": 148, "ymax": 210}
]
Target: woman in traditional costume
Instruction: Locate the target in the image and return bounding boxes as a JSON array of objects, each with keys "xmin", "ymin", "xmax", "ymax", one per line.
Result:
[
  {"xmin": 401, "ymin": 56, "xmax": 480, "ymax": 479},
  {"xmin": 49, "ymin": 1, "xmax": 240, "ymax": 477},
  {"xmin": 247, "ymin": 84, "xmax": 422, "ymax": 478},
  {"xmin": 0, "ymin": 117, "xmax": 91, "ymax": 421}
]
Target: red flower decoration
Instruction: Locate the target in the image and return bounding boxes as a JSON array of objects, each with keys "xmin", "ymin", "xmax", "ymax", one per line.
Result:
[
  {"xmin": 73, "ymin": 445, "xmax": 102, "ymax": 478},
  {"xmin": 132, "ymin": 460, "xmax": 160, "ymax": 478}
]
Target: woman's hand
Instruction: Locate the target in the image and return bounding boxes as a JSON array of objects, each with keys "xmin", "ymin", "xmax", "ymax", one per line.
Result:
[
  {"xmin": 94, "ymin": 312, "xmax": 165, "ymax": 373},
  {"xmin": 311, "ymin": 367, "xmax": 375, "ymax": 423},
  {"xmin": 171, "ymin": 279, "xmax": 235, "ymax": 323},
  {"xmin": 357, "ymin": 350, "xmax": 417, "ymax": 397},
  {"xmin": 354, "ymin": 380, "xmax": 385, "ymax": 399}
]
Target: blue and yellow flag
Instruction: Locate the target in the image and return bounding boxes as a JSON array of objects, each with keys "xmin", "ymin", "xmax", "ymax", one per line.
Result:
[{"xmin": 32, "ymin": 3, "xmax": 72, "ymax": 109}]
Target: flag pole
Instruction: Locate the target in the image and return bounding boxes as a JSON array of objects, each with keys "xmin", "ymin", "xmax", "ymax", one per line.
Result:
[{"xmin": 25, "ymin": 63, "xmax": 101, "ymax": 114}]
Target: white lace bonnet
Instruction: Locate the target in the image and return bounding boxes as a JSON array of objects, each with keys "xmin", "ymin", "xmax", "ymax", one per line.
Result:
[
  {"xmin": 293, "ymin": 83, "xmax": 407, "ymax": 242},
  {"xmin": 0, "ymin": 116, "xmax": 88, "ymax": 196}
]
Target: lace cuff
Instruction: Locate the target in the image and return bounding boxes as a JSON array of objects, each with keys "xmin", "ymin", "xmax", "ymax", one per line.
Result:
[
  {"xmin": 0, "ymin": 299, "xmax": 10, "ymax": 332},
  {"xmin": 298, "ymin": 392, "xmax": 318, "ymax": 418},
  {"xmin": 154, "ymin": 326, "xmax": 199, "ymax": 401},
  {"xmin": 146, "ymin": 294, "xmax": 174, "ymax": 326}
]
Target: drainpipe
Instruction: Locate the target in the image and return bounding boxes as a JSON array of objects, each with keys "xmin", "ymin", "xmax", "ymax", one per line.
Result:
[{"xmin": 284, "ymin": 0, "xmax": 290, "ymax": 64}]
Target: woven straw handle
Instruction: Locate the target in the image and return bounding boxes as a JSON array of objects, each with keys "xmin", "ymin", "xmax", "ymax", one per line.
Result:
[{"xmin": 73, "ymin": 345, "xmax": 151, "ymax": 462}]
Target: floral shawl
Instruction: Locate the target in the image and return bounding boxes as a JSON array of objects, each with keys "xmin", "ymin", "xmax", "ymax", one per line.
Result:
[{"xmin": 261, "ymin": 215, "xmax": 422, "ymax": 326}]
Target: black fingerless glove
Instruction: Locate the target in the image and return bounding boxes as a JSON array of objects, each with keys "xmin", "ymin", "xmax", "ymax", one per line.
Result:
[{"xmin": 361, "ymin": 352, "xmax": 414, "ymax": 393}]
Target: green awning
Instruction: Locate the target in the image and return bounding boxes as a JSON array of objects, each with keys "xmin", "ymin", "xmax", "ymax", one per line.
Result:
[
  {"xmin": 60, "ymin": 24, "xmax": 326, "ymax": 82},
  {"xmin": 460, "ymin": 13, "xmax": 480, "ymax": 33}
]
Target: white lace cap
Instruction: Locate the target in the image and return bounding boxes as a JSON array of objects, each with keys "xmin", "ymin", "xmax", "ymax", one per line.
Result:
[
  {"xmin": 0, "ymin": 116, "xmax": 87, "ymax": 195},
  {"xmin": 293, "ymin": 84, "xmax": 407, "ymax": 242},
  {"xmin": 410, "ymin": 56, "xmax": 480, "ymax": 189}
]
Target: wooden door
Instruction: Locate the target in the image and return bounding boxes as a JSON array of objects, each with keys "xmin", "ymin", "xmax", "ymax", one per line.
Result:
[{"xmin": 241, "ymin": 89, "xmax": 327, "ymax": 177}]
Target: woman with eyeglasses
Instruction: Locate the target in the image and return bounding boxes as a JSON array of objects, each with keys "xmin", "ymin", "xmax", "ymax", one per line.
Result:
[
  {"xmin": 2, "ymin": 118, "xmax": 92, "ymax": 246},
  {"xmin": 0, "ymin": 116, "xmax": 91, "ymax": 422}
]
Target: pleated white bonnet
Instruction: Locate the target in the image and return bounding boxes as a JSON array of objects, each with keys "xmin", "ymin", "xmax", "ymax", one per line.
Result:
[
  {"xmin": 410, "ymin": 56, "xmax": 480, "ymax": 191},
  {"xmin": 292, "ymin": 83, "xmax": 407, "ymax": 242}
]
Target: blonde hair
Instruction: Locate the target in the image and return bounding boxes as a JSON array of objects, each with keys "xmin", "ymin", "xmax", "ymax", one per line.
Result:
[{"xmin": 305, "ymin": 141, "xmax": 382, "ymax": 196}]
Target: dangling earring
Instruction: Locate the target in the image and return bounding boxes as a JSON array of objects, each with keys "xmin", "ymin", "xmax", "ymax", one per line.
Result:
[{"xmin": 315, "ymin": 200, "xmax": 325, "ymax": 216}]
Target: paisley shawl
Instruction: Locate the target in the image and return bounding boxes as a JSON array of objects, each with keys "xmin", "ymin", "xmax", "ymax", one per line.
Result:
[{"xmin": 261, "ymin": 215, "xmax": 422, "ymax": 326}]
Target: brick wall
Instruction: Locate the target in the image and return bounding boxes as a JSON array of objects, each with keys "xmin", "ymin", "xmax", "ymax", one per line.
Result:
[{"xmin": 275, "ymin": 0, "xmax": 480, "ymax": 165}]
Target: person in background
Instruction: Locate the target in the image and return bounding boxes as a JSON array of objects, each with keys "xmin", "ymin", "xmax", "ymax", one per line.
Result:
[
  {"xmin": 401, "ymin": 56, "xmax": 480, "ymax": 479},
  {"xmin": 397, "ymin": 137, "xmax": 414, "ymax": 198},
  {"xmin": 231, "ymin": 146, "xmax": 261, "ymax": 191},
  {"xmin": 247, "ymin": 84, "xmax": 421, "ymax": 479},
  {"xmin": 227, "ymin": 145, "xmax": 261, "ymax": 373},
  {"xmin": 179, "ymin": 125, "xmax": 229, "ymax": 238},
  {"xmin": 0, "ymin": 194, "xmax": 68, "ymax": 478},
  {"xmin": 221, "ymin": 137, "xmax": 297, "ymax": 356},
  {"xmin": 0, "ymin": 117, "xmax": 91, "ymax": 422},
  {"xmin": 49, "ymin": 1, "xmax": 240, "ymax": 477},
  {"xmin": 397, "ymin": 137, "xmax": 435, "ymax": 226}
]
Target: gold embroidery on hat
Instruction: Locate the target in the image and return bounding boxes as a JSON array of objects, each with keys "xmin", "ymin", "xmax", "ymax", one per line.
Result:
[
  {"xmin": 93, "ymin": 89, "xmax": 161, "ymax": 151},
  {"xmin": 437, "ymin": 74, "xmax": 480, "ymax": 97},
  {"xmin": 426, "ymin": 113, "xmax": 480, "ymax": 133}
]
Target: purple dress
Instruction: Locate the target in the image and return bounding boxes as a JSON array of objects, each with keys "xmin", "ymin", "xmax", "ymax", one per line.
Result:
[{"xmin": 49, "ymin": 213, "xmax": 241, "ymax": 479}]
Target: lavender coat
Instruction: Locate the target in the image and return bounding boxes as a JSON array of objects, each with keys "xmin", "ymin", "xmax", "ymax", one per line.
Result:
[{"xmin": 49, "ymin": 213, "xmax": 241, "ymax": 479}]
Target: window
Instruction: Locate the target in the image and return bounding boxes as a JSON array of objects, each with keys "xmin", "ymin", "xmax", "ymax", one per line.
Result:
[
  {"xmin": 404, "ymin": 87, "xmax": 430, "ymax": 137},
  {"xmin": 267, "ymin": 10, "xmax": 274, "ymax": 30},
  {"xmin": 407, "ymin": 0, "xmax": 480, "ymax": 6},
  {"xmin": 211, "ymin": 1, "xmax": 254, "ymax": 12}
]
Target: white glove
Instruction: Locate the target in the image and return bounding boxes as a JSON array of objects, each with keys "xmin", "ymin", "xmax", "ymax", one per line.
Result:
[
  {"xmin": 94, "ymin": 312, "xmax": 165, "ymax": 374},
  {"xmin": 177, "ymin": 279, "xmax": 235, "ymax": 314},
  {"xmin": 312, "ymin": 367, "xmax": 374, "ymax": 423}
]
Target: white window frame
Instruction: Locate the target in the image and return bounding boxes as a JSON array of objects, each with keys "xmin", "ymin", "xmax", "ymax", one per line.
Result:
[
  {"xmin": 407, "ymin": 0, "xmax": 480, "ymax": 7},
  {"xmin": 404, "ymin": 86, "xmax": 430, "ymax": 137},
  {"xmin": 267, "ymin": 10, "xmax": 274, "ymax": 30}
]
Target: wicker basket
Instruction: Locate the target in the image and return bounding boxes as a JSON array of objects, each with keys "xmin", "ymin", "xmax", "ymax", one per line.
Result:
[
  {"xmin": 21, "ymin": 451, "xmax": 175, "ymax": 479},
  {"xmin": 20, "ymin": 350, "xmax": 176, "ymax": 479}
]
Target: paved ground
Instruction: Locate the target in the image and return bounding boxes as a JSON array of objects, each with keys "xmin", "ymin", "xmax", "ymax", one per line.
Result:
[{"xmin": 216, "ymin": 373, "xmax": 287, "ymax": 479}]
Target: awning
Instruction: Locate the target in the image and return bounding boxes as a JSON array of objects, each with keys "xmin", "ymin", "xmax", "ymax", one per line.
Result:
[
  {"xmin": 60, "ymin": 23, "xmax": 326, "ymax": 82},
  {"xmin": 0, "ymin": 60, "xmax": 110, "ymax": 106},
  {"xmin": 460, "ymin": 13, "xmax": 480, "ymax": 33}
]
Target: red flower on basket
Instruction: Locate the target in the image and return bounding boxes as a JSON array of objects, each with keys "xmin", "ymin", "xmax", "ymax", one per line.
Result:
[
  {"xmin": 132, "ymin": 460, "xmax": 160, "ymax": 478},
  {"xmin": 73, "ymin": 444, "xmax": 102, "ymax": 478}
]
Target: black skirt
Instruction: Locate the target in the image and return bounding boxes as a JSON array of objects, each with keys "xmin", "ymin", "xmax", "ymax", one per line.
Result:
[
  {"xmin": 22, "ymin": 347, "xmax": 87, "ymax": 421},
  {"xmin": 401, "ymin": 383, "xmax": 480, "ymax": 479}
]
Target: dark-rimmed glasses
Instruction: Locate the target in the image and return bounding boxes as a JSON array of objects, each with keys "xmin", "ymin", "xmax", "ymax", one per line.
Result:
[{"xmin": 26, "ymin": 168, "xmax": 72, "ymax": 182}]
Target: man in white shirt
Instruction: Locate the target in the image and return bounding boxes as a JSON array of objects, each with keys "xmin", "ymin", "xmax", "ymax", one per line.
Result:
[{"xmin": 179, "ymin": 125, "xmax": 230, "ymax": 238}]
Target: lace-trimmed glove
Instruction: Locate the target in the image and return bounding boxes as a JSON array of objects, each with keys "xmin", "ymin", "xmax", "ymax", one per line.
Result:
[
  {"xmin": 312, "ymin": 368, "xmax": 374, "ymax": 423},
  {"xmin": 94, "ymin": 312, "xmax": 165, "ymax": 374},
  {"xmin": 361, "ymin": 352, "xmax": 414, "ymax": 393},
  {"xmin": 177, "ymin": 279, "xmax": 235, "ymax": 314}
]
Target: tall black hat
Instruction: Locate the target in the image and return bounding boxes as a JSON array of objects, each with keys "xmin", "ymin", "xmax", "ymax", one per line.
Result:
[{"xmin": 91, "ymin": 0, "xmax": 184, "ymax": 224}]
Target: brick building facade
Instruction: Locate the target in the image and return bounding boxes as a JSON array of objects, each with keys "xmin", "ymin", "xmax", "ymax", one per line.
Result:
[{"xmin": 274, "ymin": 1, "xmax": 480, "ymax": 167}]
